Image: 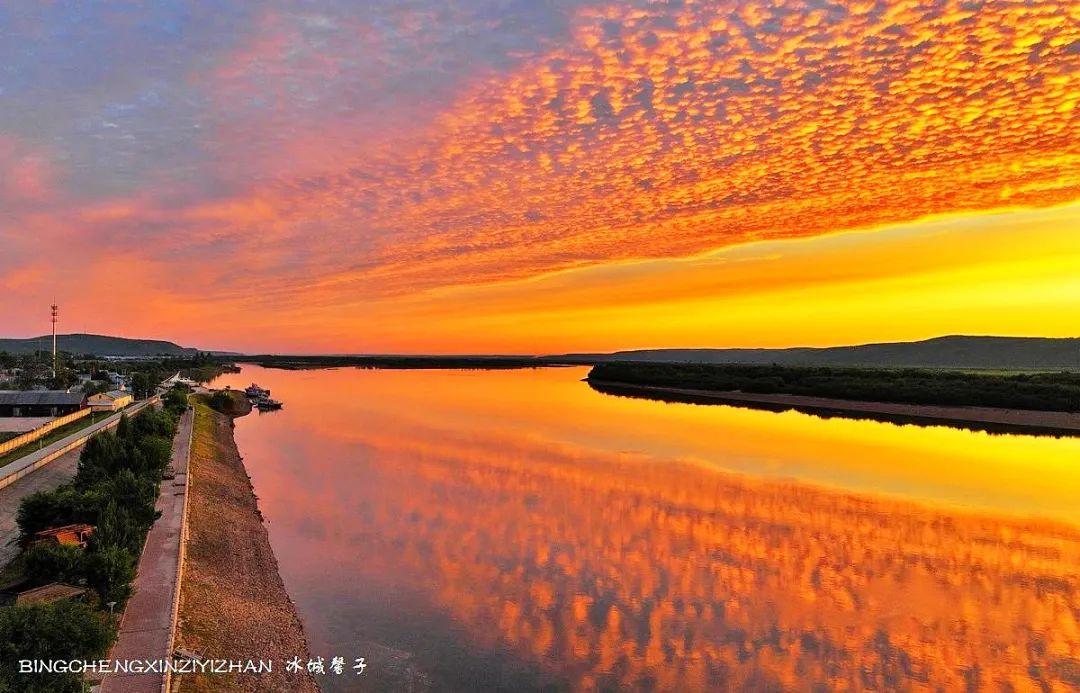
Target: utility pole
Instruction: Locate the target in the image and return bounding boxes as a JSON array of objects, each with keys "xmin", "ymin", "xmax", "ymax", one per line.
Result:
[{"xmin": 50, "ymin": 302, "xmax": 58, "ymax": 379}]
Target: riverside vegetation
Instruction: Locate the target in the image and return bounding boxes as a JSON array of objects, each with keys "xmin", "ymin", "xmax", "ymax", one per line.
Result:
[
  {"xmin": 589, "ymin": 363, "xmax": 1080, "ymax": 412},
  {"xmin": 0, "ymin": 387, "xmax": 189, "ymax": 692}
]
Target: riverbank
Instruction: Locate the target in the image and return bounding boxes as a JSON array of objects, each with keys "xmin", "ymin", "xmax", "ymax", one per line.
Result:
[
  {"xmin": 589, "ymin": 379, "xmax": 1080, "ymax": 434},
  {"xmin": 588, "ymin": 362, "xmax": 1080, "ymax": 413},
  {"xmin": 175, "ymin": 393, "xmax": 316, "ymax": 692}
]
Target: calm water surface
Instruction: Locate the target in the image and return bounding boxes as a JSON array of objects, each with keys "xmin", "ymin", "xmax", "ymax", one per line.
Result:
[{"xmin": 212, "ymin": 365, "xmax": 1080, "ymax": 691}]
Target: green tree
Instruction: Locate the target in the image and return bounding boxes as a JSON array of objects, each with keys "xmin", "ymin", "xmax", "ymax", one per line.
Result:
[
  {"xmin": 16, "ymin": 487, "xmax": 96, "ymax": 537},
  {"xmin": 0, "ymin": 601, "xmax": 116, "ymax": 693},
  {"xmin": 85, "ymin": 545, "xmax": 135, "ymax": 607},
  {"xmin": 130, "ymin": 372, "xmax": 154, "ymax": 399},
  {"xmin": 22, "ymin": 544, "xmax": 87, "ymax": 586},
  {"xmin": 208, "ymin": 390, "xmax": 233, "ymax": 413}
]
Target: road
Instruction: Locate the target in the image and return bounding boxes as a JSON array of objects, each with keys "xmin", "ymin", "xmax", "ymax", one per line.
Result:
[
  {"xmin": 0, "ymin": 398, "xmax": 159, "ymax": 572},
  {"xmin": 0, "ymin": 445, "xmax": 82, "ymax": 571},
  {"xmin": 101, "ymin": 406, "xmax": 193, "ymax": 693},
  {"xmin": 0, "ymin": 397, "xmax": 159, "ymax": 492}
]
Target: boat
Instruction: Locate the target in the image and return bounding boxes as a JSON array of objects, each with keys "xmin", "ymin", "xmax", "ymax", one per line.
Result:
[
  {"xmin": 244, "ymin": 383, "xmax": 270, "ymax": 398},
  {"xmin": 254, "ymin": 397, "xmax": 283, "ymax": 411}
]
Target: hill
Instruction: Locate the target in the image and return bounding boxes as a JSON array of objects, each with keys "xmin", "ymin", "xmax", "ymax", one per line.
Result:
[
  {"xmin": 0, "ymin": 333, "xmax": 198, "ymax": 357},
  {"xmin": 600, "ymin": 336, "xmax": 1080, "ymax": 370}
]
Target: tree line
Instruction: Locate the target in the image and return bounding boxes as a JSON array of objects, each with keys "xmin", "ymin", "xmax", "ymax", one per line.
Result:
[{"xmin": 588, "ymin": 363, "xmax": 1080, "ymax": 412}]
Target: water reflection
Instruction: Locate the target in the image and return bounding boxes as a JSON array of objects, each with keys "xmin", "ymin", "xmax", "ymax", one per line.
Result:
[{"xmin": 214, "ymin": 366, "xmax": 1080, "ymax": 691}]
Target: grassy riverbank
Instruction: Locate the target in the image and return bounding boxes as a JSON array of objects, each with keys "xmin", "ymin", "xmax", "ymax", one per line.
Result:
[
  {"xmin": 175, "ymin": 393, "xmax": 316, "ymax": 692},
  {"xmin": 589, "ymin": 362, "xmax": 1080, "ymax": 412}
]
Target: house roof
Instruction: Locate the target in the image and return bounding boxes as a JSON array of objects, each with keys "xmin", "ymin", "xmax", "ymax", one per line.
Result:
[
  {"xmin": 15, "ymin": 583, "xmax": 88, "ymax": 606},
  {"xmin": 0, "ymin": 391, "xmax": 85, "ymax": 407},
  {"xmin": 91, "ymin": 390, "xmax": 130, "ymax": 401},
  {"xmin": 32, "ymin": 523, "xmax": 95, "ymax": 539}
]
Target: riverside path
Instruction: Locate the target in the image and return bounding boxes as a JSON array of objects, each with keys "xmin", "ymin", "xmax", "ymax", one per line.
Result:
[{"xmin": 100, "ymin": 405, "xmax": 193, "ymax": 693}]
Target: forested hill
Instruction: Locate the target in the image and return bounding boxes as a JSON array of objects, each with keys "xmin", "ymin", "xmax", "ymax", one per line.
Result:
[
  {"xmin": 0, "ymin": 333, "xmax": 198, "ymax": 357},
  {"xmin": 602, "ymin": 336, "xmax": 1080, "ymax": 370}
]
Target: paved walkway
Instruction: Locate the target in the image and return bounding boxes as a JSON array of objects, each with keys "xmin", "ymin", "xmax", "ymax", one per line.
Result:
[
  {"xmin": 101, "ymin": 406, "xmax": 193, "ymax": 693},
  {"xmin": 0, "ymin": 445, "xmax": 81, "ymax": 570}
]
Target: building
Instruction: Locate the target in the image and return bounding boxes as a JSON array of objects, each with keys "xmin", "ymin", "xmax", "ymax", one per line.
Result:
[
  {"xmin": 86, "ymin": 390, "xmax": 134, "ymax": 412},
  {"xmin": 104, "ymin": 371, "xmax": 128, "ymax": 389},
  {"xmin": 0, "ymin": 390, "xmax": 86, "ymax": 417},
  {"xmin": 30, "ymin": 523, "xmax": 96, "ymax": 549},
  {"xmin": 15, "ymin": 583, "xmax": 89, "ymax": 606},
  {"xmin": 162, "ymin": 372, "xmax": 198, "ymax": 388}
]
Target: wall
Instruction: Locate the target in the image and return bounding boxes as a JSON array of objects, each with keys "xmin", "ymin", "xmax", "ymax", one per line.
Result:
[{"xmin": 0, "ymin": 407, "xmax": 91, "ymax": 457}]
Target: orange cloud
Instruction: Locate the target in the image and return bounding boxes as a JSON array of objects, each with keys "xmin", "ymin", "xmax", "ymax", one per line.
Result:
[
  {"xmin": 253, "ymin": 0, "xmax": 1079, "ymax": 299},
  {"xmin": 2, "ymin": 0, "xmax": 1077, "ymax": 351}
]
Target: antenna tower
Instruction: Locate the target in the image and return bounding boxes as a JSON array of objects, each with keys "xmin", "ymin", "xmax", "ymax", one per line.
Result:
[{"xmin": 50, "ymin": 303, "xmax": 58, "ymax": 378}]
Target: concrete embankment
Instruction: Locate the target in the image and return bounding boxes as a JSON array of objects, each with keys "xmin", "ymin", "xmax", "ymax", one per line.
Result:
[
  {"xmin": 174, "ymin": 394, "xmax": 317, "ymax": 692},
  {"xmin": 588, "ymin": 379, "xmax": 1080, "ymax": 434}
]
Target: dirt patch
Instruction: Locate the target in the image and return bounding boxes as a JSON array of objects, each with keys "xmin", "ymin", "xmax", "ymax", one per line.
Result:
[{"xmin": 175, "ymin": 402, "xmax": 316, "ymax": 692}]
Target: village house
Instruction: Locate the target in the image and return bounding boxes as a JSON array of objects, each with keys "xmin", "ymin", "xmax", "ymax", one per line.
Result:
[
  {"xmin": 86, "ymin": 389, "xmax": 134, "ymax": 412},
  {"xmin": 105, "ymin": 371, "xmax": 128, "ymax": 389},
  {"xmin": 0, "ymin": 390, "xmax": 86, "ymax": 417},
  {"xmin": 30, "ymin": 523, "xmax": 96, "ymax": 549},
  {"xmin": 14, "ymin": 583, "xmax": 89, "ymax": 607}
]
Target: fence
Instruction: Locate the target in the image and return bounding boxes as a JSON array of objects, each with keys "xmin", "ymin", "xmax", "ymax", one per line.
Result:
[
  {"xmin": 0, "ymin": 407, "xmax": 92, "ymax": 457},
  {"xmin": 0, "ymin": 396, "xmax": 158, "ymax": 492}
]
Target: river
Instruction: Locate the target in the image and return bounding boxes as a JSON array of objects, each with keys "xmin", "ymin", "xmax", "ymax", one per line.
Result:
[{"xmin": 211, "ymin": 365, "xmax": 1080, "ymax": 691}]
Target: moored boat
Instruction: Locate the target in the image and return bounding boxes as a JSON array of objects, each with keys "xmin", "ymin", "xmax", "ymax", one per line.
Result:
[{"xmin": 244, "ymin": 383, "xmax": 270, "ymax": 398}]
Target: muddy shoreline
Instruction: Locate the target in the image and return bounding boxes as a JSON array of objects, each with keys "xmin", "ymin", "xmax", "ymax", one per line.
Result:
[{"xmin": 175, "ymin": 395, "xmax": 317, "ymax": 692}]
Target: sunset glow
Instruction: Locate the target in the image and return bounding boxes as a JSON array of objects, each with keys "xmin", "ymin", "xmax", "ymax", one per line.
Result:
[{"xmin": 1, "ymin": 1, "xmax": 1078, "ymax": 351}]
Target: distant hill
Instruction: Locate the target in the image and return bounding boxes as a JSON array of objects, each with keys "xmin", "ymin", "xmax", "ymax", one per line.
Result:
[
  {"xmin": 598, "ymin": 336, "xmax": 1080, "ymax": 370},
  {"xmin": 0, "ymin": 333, "xmax": 199, "ymax": 357}
]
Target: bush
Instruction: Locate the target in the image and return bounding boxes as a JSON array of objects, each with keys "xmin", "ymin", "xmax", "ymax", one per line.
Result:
[
  {"xmin": 163, "ymin": 385, "xmax": 190, "ymax": 415},
  {"xmin": 208, "ymin": 390, "xmax": 233, "ymax": 413},
  {"xmin": 16, "ymin": 487, "xmax": 97, "ymax": 537},
  {"xmin": 589, "ymin": 363, "xmax": 1080, "ymax": 412},
  {"xmin": 0, "ymin": 601, "xmax": 116, "ymax": 692},
  {"xmin": 22, "ymin": 544, "xmax": 86, "ymax": 587}
]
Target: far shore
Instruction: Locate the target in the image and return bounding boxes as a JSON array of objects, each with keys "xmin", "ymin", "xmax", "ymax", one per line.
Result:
[{"xmin": 588, "ymin": 379, "xmax": 1080, "ymax": 435}]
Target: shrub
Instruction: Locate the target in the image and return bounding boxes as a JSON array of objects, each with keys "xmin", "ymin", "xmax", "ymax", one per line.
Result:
[
  {"xmin": 0, "ymin": 601, "xmax": 116, "ymax": 693},
  {"xmin": 16, "ymin": 487, "xmax": 97, "ymax": 537},
  {"xmin": 22, "ymin": 544, "xmax": 87, "ymax": 587},
  {"xmin": 208, "ymin": 390, "xmax": 233, "ymax": 413}
]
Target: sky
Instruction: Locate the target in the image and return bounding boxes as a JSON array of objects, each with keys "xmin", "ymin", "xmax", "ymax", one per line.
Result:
[{"xmin": 0, "ymin": 0, "xmax": 1078, "ymax": 354}]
